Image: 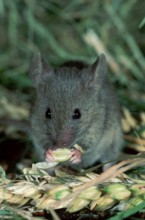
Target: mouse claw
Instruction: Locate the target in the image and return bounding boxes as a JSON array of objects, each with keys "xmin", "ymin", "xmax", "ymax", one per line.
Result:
[
  {"xmin": 45, "ymin": 149, "xmax": 55, "ymax": 162},
  {"xmin": 70, "ymin": 148, "xmax": 81, "ymax": 164}
]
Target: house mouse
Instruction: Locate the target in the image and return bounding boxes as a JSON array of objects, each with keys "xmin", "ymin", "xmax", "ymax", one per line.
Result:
[{"xmin": 30, "ymin": 53, "xmax": 123, "ymax": 170}]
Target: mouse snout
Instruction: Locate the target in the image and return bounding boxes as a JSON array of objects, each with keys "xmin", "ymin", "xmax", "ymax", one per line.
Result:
[{"xmin": 51, "ymin": 128, "xmax": 72, "ymax": 149}]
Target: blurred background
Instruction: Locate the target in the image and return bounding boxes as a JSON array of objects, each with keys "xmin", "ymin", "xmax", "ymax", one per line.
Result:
[{"xmin": 0, "ymin": 0, "xmax": 145, "ymax": 173}]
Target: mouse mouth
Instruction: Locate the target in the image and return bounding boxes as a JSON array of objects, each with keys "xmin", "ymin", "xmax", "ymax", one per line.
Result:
[
  {"xmin": 45, "ymin": 148, "xmax": 72, "ymax": 163},
  {"xmin": 44, "ymin": 144, "xmax": 83, "ymax": 164}
]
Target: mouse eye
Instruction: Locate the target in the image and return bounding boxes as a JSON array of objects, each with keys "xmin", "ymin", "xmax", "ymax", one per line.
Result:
[
  {"xmin": 45, "ymin": 108, "xmax": 51, "ymax": 119},
  {"xmin": 72, "ymin": 109, "xmax": 81, "ymax": 120}
]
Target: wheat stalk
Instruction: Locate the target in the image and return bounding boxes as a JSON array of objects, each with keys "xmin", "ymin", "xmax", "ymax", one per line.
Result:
[{"xmin": 0, "ymin": 153, "xmax": 145, "ymax": 213}]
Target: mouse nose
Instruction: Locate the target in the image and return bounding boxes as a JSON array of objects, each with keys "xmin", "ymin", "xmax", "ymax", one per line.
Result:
[
  {"xmin": 52, "ymin": 139, "xmax": 68, "ymax": 149},
  {"xmin": 51, "ymin": 128, "xmax": 72, "ymax": 148}
]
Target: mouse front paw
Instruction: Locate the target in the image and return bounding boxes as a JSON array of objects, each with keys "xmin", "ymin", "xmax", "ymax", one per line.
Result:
[
  {"xmin": 70, "ymin": 148, "xmax": 82, "ymax": 164},
  {"xmin": 45, "ymin": 149, "xmax": 56, "ymax": 162}
]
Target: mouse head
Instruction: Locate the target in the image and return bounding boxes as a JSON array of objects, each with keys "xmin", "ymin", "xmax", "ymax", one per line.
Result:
[{"xmin": 30, "ymin": 53, "xmax": 108, "ymax": 155}]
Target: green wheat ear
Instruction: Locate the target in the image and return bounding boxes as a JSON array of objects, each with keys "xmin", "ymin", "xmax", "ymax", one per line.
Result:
[{"xmin": 1, "ymin": 154, "xmax": 145, "ymax": 215}]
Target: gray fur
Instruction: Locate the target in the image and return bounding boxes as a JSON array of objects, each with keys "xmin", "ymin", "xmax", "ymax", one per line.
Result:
[{"xmin": 30, "ymin": 53, "xmax": 123, "ymax": 169}]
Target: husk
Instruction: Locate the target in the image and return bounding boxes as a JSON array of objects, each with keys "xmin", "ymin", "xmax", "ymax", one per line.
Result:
[{"xmin": 1, "ymin": 153, "xmax": 145, "ymax": 213}]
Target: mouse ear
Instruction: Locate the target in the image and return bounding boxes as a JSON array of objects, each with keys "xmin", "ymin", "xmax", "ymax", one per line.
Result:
[
  {"xmin": 92, "ymin": 53, "xmax": 107, "ymax": 77},
  {"xmin": 29, "ymin": 53, "xmax": 53, "ymax": 87},
  {"xmin": 84, "ymin": 54, "xmax": 107, "ymax": 88}
]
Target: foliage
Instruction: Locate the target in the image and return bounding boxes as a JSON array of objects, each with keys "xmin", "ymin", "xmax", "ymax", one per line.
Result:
[{"xmin": 0, "ymin": 0, "xmax": 145, "ymax": 95}]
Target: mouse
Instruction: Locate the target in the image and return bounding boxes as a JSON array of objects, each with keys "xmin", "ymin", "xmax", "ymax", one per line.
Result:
[{"xmin": 29, "ymin": 53, "xmax": 123, "ymax": 170}]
